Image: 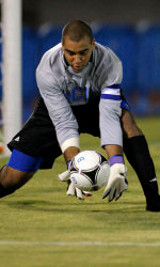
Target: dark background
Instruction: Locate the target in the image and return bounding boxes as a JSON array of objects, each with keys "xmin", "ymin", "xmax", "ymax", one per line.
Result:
[
  {"xmin": 23, "ymin": 0, "xmax": 160, "ymax": 28},
  {"xmin": 1, "ymin": 0, "xmax": 160, "ymax": 119}
]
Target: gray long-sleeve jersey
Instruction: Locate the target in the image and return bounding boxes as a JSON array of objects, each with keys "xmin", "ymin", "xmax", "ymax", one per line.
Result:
[{"xmin": 36, "ymin": 42, "xmax": 123, "ymax": 150}]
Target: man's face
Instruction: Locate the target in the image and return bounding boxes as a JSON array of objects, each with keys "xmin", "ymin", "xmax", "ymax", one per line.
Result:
[{"xmin": 62, "ymin": 35, "xmax": 95, "ymax": 72}]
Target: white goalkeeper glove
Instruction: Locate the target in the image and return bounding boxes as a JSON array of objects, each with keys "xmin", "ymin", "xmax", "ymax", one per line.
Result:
[
  {"xmin": 58, "ymin": 169, "xmax": 92, "ymax": 200},
  {"xmin": 102, "ymin": 155, "xmax": 128, "ymax": 202}
]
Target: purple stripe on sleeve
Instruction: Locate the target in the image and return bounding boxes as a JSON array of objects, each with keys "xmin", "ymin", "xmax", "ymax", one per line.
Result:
[{"xmin": 101, "ymin": 94, "xmax": 121, "ymax": 100}]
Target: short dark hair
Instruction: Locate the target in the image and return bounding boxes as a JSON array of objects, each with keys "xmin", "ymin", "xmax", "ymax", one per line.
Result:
[{"xmin": 62, "ymin": 20, "xmax": 94, "ymax": 43}]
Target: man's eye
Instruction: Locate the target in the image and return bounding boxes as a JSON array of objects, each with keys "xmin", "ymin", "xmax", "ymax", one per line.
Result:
[
  {"xmin": 79, "ymin": 51, "xmax": 87, "ymax": 56},
  {"xmin": 68, "ymin": 51, "xmax": 75, "ymax": 56}
]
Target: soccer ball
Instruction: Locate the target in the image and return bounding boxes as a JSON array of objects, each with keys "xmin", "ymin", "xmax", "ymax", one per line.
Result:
[{"xmin": 69, "ymin": 150, "xmax": 110, "ymax": 191}]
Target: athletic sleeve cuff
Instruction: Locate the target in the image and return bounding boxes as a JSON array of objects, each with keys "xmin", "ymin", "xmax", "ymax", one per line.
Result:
[
  {"xmin": 61, "ymin": 137, "xmax": 80, "ymax": 153},
  {"xmin": 109, "ymin": 155, "xmax": 124, "ymax": 166}
]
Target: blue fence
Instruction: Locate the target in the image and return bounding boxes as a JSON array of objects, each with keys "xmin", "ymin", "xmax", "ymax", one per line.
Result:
[{"xmin": 1, "ymin": 23, "xmax": 160, "ymax": 121}]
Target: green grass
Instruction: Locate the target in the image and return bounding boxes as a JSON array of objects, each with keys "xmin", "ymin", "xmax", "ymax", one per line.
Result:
[{"xmin": 0, "ymin": 116, "xmax": 160, "ymax": 267}]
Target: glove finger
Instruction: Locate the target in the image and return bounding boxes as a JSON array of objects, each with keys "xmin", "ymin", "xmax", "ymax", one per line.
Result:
[
  {"xmin": 58, "ymin": 170, "xmax": 70, "ymax": 181},
  {"xmin": 119, "ymin": 179, "xmax": 128, "ymax": 191},
  {"xmin": 102, "ymin": 187, "xmax": 111, "ymax": 199},
  {"xmin": 115, "ymin": 186, "xmax": 122, "ymax": 201},
  {"xmin": 66, "ymin": 181, "xmax": 76, "ymax": 196},
  {"xmin": 115, "ymin": 184, "xmax": 128, "ymax": 201},
  {"xmin": 75, "ymin": 187, "xmax": 84, "ymax": 200},
  {"xmin": 109, "ymin": 188, "xmax": 116, "ymax": 202},
  {"xmin": 115, "ymin": 192, "xmax": 122, "ymax": 201},
  {"xmin": 124, "ymin": 178, "xmax": 128, "ymax": 190}
]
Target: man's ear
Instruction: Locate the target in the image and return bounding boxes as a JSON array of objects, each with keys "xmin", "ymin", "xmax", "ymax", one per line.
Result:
[{"xmin": 92, "ymin": 39, "xmax": 96, "ymax": 47}]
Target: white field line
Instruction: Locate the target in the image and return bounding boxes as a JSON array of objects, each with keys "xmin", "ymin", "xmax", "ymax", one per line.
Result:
[{"xmin": 0, "ymin": 241, "xmax": 160, "ymax": 247}]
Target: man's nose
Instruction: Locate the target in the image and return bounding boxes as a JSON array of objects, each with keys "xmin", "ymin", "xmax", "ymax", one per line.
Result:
[{"xmin": 74, "ymin": 55, "xmax": 82, "ymax": 63}]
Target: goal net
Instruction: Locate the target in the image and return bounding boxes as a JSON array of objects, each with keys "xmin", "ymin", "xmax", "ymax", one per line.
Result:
[{"xmin": 1, "ymin": 0, "xmax": 22, "ymax": 156}]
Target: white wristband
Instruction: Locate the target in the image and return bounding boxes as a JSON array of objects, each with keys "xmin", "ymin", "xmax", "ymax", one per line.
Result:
[{"xmin": 61, "ymin": 137, "xmax": 80, "ymax": 153}]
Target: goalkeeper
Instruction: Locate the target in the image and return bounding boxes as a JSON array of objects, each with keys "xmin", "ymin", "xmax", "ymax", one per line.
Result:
[{"xmin": 0, "ymin": 20, "xmax": 159, "ymax": 212}]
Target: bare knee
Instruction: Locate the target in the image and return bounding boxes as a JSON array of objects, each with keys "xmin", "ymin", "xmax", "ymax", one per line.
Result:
[
  {"xmin": 0, "ymin": 165, "xmax": 34, "ymax": 190},
  {"xmin": 121, "ymin": 109, "xmax": 143, "ymax": 138}
]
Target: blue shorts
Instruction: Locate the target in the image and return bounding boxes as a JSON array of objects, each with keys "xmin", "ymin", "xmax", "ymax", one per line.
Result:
[{"xmin": 7, "ymin": 149, "xmax": 43, "ymax": 172}]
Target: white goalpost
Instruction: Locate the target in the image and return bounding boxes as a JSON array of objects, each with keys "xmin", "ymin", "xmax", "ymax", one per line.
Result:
[{"xmin": 1, "ymin": 0, "xmax": 22, "ymax": 156}]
